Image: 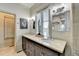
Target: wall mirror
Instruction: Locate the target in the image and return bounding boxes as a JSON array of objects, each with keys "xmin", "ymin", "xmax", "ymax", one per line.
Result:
[
  {"xmin": 50, "ymin": 4, "xmax": 70, "ymax": 32},
  {"xmin": 42, "ymin": 8, "xmax": 50, "ymax": 39},
  {"xmin": 35, "ymin": 12, "xmax": 43, "ymax": 35},
  {"xmin": 35, "ymin": 8, "xmax": 52, "ymax": 39}
]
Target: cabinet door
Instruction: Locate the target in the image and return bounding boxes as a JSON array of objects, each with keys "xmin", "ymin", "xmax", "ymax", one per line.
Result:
[
  {"xmin": 22, "ymin": 38, "xmax": 35, "ymax": 56},
  {"xmin": 25, "ymin": 39, "xmax": 31, "ymax": 56},
  {"xmin": 42, "ymin": 47, "xmax": 58, "ymax": 56},
  {"xmin": 28, "ymin": 41, "xmax": 35, "ymax": 56},
  {"xmin": 34, "ymin": 44, "xmax": 44, "ymax": 56},
  {"xmin": 22, "ymin": 37, "xmax": 26, "ymax": 50}
]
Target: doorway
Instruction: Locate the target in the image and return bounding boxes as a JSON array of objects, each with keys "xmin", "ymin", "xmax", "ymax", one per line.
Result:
[
  {"xmin": 0, "ymin": 11, "xmax": 16, "ymax": 47},
  {"xmin": 4, "ymin": 14, "xmax": 15, "ymax": 47}
]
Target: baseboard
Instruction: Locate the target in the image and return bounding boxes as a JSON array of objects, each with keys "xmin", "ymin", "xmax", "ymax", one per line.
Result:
[
  {"xmin": 17, "ymin": 50, "xmax": 23, "ymax": 53},
  {"xmin": 9, "ymin": 45, "xmax": 14, "ymax": 47}
]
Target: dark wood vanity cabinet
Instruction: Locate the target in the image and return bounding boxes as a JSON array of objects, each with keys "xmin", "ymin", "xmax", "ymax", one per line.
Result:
[
  {"xmin": 22, "ymin": 37, "xmax": 35, "ymax": 56},
  {"xmin": 22, "ymin": 36, "xmax": 58, "ymax": 56},
  {"xmin": 34, "ymin": 44, "xmax": 58, "ymax": 56},
  {"xmin": 42, "ymin": 46, "xmax": 58, "ymax": 56}
]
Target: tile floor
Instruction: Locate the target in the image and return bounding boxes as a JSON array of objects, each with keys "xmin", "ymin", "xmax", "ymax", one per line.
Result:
[{"xmin": 0, "ymin": 46, "xmax": 26, "ymax": 56}]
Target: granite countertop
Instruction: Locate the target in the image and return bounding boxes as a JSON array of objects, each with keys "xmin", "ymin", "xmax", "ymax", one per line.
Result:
[{"xmin": 23, "ymin": 34, "xmax": 67, "ymax": 53}]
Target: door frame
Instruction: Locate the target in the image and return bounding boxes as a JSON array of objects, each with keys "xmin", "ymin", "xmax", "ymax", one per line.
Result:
[{"xmin": 0, "ymin": 11, "xmax": 16, "ymax": 48}]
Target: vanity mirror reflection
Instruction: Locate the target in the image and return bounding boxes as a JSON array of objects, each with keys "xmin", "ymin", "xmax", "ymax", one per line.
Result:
[
  {"xmin": 50, "ymin": 4, "xmax": 70, "ymax": 32},
  {"xmin": 35, "ymin": 3, "xmax": 70, "ymax": 40},
  {"xmin": 35, "ymin": 8, "xmax": 51, "ymax": 39},
  {"xmin": 35, "ymin": 12, "xmax": 43, "ymax": 36},
  {"xmin": 42, "ymin": 9, "xmax": 50, "ymax": 39}
]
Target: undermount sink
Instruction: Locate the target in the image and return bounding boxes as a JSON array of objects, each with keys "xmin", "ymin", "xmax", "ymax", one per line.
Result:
[
  {"xmin": 40, "ymin": 38, "xmax": 52, "ymax": 45},
  {"xmin": 42, "ymin": 40, "xmax": 50, "ymax": 45},
  {"xmin": 35, "ymin": 34, "xmax": 43, "ymax": 37},
  {"xmin": 35, "ymin": 34, "xmax": 52, "ymax": 45}
]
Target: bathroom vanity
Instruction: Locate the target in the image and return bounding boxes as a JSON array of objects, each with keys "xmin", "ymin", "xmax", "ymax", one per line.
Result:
[
  {"xmin": 22, "ymin": 4, "xmax": 70, "ymax": 56},
  {"xmin": 22, "ymin": 34, "xmax": 66, "ymax": 56}
]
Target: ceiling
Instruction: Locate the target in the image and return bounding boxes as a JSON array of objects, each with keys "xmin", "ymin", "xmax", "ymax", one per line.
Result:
[{"xmin": 19, "ymin": 3, "xmax": 34, "ymax": 8}]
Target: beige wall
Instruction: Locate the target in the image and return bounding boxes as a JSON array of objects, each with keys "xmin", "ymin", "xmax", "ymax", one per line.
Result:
[
  {"xmin": 72, "ymin": 3, "xmax": 79, "ymax": 56},
  {"xmin": 29, "ymin": 19, "xmax": 36, "ymax": 34}
]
